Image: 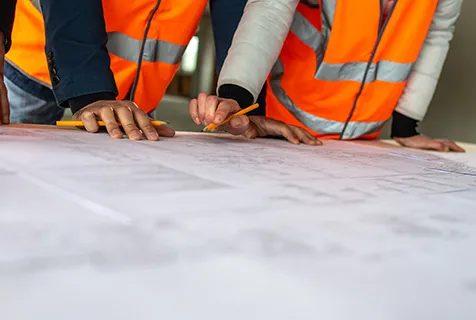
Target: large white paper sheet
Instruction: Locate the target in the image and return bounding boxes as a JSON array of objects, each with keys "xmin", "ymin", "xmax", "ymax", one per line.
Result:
[{"xmin": 0, "ymin": 126, "xmax": 475, "ymax": 320}]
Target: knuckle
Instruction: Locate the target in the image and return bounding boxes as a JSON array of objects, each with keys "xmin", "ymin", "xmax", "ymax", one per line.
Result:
[
  {"xmin": 118, "ymin": 102, "xmax": 130, "ymax": 111},
  {"xmin": 105, "ymin": 121, "xmax": 119, "ymax": 128},
  {"xmin": 129, "ymin": 101, "xmax": 140, "ymax": 109},
  {"xmin": 135, "ymin": 109, "xmax": 148, "ymax": 118},
  {"xmin": 143, "ymin": 124, "xmax": 155, "ymax": 133},
  {"xmin": 124, "ymin": 123, "xmax": 137, "ymax": 130},
  {"xmin": 206, "ymin": 95, "xmax": 217, "ymax": 103}
]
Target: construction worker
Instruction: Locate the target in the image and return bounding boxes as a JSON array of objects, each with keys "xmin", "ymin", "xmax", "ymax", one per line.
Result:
[
  {"xmin": 0, "ymin": 0, "xmax": 16, "ymax": 125},
  {"xmin": 5, "ymin": 0, "xmax": 315, "ymax": 143},
  {"xmin": 191, "ymin": 0, "xmax": 465, "ymax": 152}
]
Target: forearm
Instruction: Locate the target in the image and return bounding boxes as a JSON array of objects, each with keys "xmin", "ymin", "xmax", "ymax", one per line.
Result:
[
  {"xmin": 217, "ymin": 0, "xmax": 299, "ymax": 106},
  {"xmin": 41, "ymin": 0, "xmax": 118, "ymax": 114},
  {"xmin": 0, "ymin": 0, "xmax": 17, "ymax": 53}
]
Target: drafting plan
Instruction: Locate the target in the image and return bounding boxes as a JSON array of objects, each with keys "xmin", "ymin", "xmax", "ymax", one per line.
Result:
[{"xmin": 0, "ymin": 126, "xmax": 475, "ymax": 320}]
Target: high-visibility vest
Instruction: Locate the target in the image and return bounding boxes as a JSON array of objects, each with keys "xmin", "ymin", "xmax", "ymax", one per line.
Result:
[
  {"xmin": 6, "ymin": 0, "xmax": 208, "ymax": 113},
  {"xmin": 266, "ymin": 0, "xmax": 438, "ymax": 140}
]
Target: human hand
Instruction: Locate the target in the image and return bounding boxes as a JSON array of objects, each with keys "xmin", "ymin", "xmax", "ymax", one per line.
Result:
[
  {"xmin": 394, "ymin": 135, "xmax": 465, "ymax": 152},
  {"xmin": 0, "ymin": 32, "xmax": 11, "ymax": 124},
  {"xmin": 73, "ymin": 100, "xmax": 175, "ymax": 140},
  {"xmin": 189, "ymin": 93, "xmax": 321, "ymax": 145}
]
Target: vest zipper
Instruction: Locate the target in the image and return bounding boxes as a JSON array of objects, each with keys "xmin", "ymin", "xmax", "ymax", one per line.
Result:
[
  {"xmin": 339, "ymin": 0, "xmax": 398, "ymax": 140},
  {"xmin": 129, "ymin": 0, "xmax": 162, "ymax": 101}
]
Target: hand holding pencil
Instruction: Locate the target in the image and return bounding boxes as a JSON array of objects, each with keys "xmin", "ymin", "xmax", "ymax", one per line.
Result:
[
  {"xmin": 58, "ymin": 100, "xmax": 175, "ymax": 140},
  {"xmin": 202, "ymin": 103, "xmax": 259, "ymax": 132},
  {"xmin": 189, "ymin": 93, "xmax": 321, "ymax": 145}
]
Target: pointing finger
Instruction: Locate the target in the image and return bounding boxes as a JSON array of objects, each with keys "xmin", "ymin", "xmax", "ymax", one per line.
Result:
[
  {"xmin": 302, "ymin": 129, "xmax": 322, "ymax": 145},
  {"xmin": 279, "ymin": 124, "xmax": 300, "ymax": 145},
  {"xmin": 189, "ymin": 99, "xmax": 200, "ymax": 125},
  {"xmin": 292, "ymin": 127, "xmax": 320, "ymax": 146},
  {"xmin": 115, "ymin": 105, "xmax": 142, "ymax": 140},
  {"xmin": 98, "ymin": 105, "xmax": 123, "ymax": 139},
  {"xmin": 133, "ymin": 109, "xmax": 159, "ymax": 141},
  {"xmin": 80, "ymin": 110, "xmax": 100, "ymax": 133},
  {"xmin": 197, "ymin": 93, "xmax": 208, "ymax": 124},
  {"xmin": 205, "ymin": 95, "xmax": 219, "ymax": 125},
  {"xmin": 442, "ymin": 140, "xmax": 465, "ymax": 153}
]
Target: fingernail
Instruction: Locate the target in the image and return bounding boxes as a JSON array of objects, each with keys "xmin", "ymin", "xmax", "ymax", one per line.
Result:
[
  {"xmin": 112, "ymin": 128, "xmax": 122, "ymax": 137},
  {"xmin": 194, "ymin": 117, "xmax": 200, "ymax": 124},
  {"xmin": 214, "ymin": 116, "xmax": 223, "ymax": 123},
  {"xmin": 131, "ymin": 132, "xmax": 142, "ymax": 140},
  {"xmin": 233, "ymin": 118, "xmax": 241, "ymax": 127}
]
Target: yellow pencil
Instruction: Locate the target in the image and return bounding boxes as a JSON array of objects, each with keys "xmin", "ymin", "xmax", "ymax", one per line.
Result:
[
  {"xmin": 56, "ymin": 120, "xmax": 168, "ymax": 127},
  {"xmin": 203, "ymin": 103, "xmax": 259, "ymax": 132}
]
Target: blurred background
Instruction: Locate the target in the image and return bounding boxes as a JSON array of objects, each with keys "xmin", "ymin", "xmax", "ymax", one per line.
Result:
[{"xmin": 69, "ymin": 1, "xmax": 476, "ymax": 141}]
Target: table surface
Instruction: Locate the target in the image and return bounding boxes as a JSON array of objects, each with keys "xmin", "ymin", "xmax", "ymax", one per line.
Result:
[
  {"xmin": 1, "ymin": 124, "xmax": 476, "ymax": 320},
  {"xmin": 5, "ymin": 123, "xmax": 476, "ymax": 153}
]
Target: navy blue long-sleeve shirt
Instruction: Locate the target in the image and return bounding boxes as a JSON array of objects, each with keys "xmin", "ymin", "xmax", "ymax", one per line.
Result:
[
  {"xmin": 40, "ymin": 0, "xmax": 117, "ymax": 114},
  {"xmin": 1, "ymin": 0, "xmax": 16, "ymax": 53}
]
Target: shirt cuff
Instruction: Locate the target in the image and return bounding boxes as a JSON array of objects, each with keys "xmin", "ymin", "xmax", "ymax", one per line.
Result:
[
  {"xmin": 68, "ymin": 92, "xmax": 116, "ymax": 115},
  {"xmin": 391, "ymin": 111, "xmax": 419, "ymax": 138},
  {"xmin": 218, "ymin": 84, "xmax": 254, "ymax": 109}
]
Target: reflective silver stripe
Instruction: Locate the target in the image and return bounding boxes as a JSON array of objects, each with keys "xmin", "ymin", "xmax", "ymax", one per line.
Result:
[
  {"xmin": 316, "ymin": 60, "xmax": 413, "ymax": 83},
  {"xmin": 290, "ymin": 12, "xmax": 324, "ymax": 61},
  {"xmin": 269, "ymin": 60, "xmax": 386, "ymax": 139},
  {"xmin": 107, "ymin": 32, "xmax": 186, "ymax": 65},
  {"xmin": 290, "ymin": 8, "xmax": 413, "ymax": 83},
  {"xmin": 30, "ymin": 0, "xmax": 41, "ymax": 12},
  {"xmin": 28, "ymin": 2, "xmax": 185, "ymax": 65},
  {"xmin": 321, "ymin": 0, "xmax": 336, "ymax": 26},
  {"xmin": 290, "ymin": 11, "xmax": 325, "ymax": 75}
]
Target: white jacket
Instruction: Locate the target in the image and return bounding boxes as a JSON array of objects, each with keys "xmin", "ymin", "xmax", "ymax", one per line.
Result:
[{"xmin": 218, "ymin": 0, "xmax": 463, "ymax": 121}]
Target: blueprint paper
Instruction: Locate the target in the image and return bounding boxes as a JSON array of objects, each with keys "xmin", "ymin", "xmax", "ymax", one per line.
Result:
[{"xmin": 0, "ymin": 127, "xmax": 475, "ymax": 320}]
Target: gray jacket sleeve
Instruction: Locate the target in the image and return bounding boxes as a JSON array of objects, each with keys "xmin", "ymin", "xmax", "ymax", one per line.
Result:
[
  {"xmin": 217, "ymin": 0, "xmax": 299, "ymax": 102},
  {"xmin": 219, "ymin": 0, "xmax": 462, "ymax": 122},
  {"xmin": 394, "ymin": 0, "xmax": 463, "ymax": 121}
]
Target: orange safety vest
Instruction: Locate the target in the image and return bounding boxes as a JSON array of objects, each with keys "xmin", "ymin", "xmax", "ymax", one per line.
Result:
[
  {"xmin": 266, "ymin": 0, "xmax": 438, "ymax": 140},
  {"xmin": 6, "ymin": 0, "xmax": 208, "ymax": 113}
]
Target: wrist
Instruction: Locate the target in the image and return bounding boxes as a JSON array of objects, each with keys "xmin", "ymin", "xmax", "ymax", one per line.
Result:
[
  {"xmin": 218, "ymin": 84, "xmax": 254, "ymax": 109},
  {"xmin": 391, "ymin": 111, "xmax": 419, "ymax": 138}
]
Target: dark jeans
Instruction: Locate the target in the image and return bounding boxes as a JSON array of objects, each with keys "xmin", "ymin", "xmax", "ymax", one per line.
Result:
[{"xmin": 209, "ymin": 0, "xmax": 267, "ymax": 116}]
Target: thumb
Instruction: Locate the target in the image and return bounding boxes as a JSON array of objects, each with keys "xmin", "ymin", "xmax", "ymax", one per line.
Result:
[
  {"xmin": 222, "ymin": 115, "xmax": 250, "ymax": 136},
  {"xmin": 213, "ymin": 100, "xmax": 240, "ymax": 124},
  {"xmin": 156, "ymin": 125, "xmax": 176, "ymax": 138}
]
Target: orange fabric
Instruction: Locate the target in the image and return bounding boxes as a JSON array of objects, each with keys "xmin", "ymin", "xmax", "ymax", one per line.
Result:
[
  {"xmin": 6, "ymin": 0, "xmax": 50, "ymax": 85},
  {"xmin": 6, "ymin": 0, "xmax": 207, "ymax": 113},
  {"xmin": 266, "ymin": 0, "xmax": 438, "ymax": 139}
]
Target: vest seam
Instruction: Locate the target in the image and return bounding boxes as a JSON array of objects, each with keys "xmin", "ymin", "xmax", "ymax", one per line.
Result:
[
  {"xmin": 129, "ymin": 0, "xmax": 162, "ymax": 101},
  {"xmin": 339, "ymin": 0, "xmax": 399, "ymax": 140}
]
